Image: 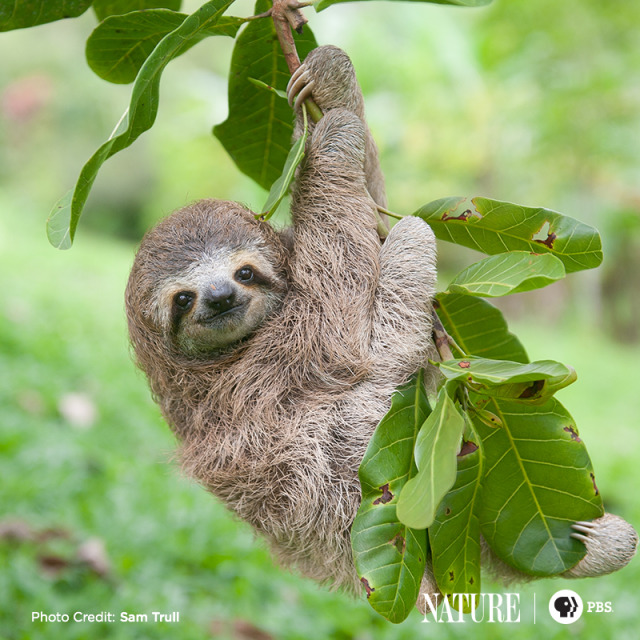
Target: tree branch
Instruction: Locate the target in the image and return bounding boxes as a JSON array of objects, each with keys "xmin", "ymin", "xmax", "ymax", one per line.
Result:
[{"xmin": 271, "ymin": 0, "xmax": 323, "ymax": 122}]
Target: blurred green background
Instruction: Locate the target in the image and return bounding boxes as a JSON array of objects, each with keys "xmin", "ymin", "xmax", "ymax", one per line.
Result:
[{"xmin": 1, "ymin": 0, "xmax": 639, "ymax": 638}]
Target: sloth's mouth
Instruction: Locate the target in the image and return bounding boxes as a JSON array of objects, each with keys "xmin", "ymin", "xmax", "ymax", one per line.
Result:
[{"xmin": 197, "ymin": 304, "xmax": 245, "ymax": 325}]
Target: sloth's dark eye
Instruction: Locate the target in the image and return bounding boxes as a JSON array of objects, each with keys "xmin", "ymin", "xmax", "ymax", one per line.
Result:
[
  {"xmin": 235, "ymin": 267, "xmax": 254, "ymax": 283},
  {"xmin": 174, "ymin": 291, "xmax": 195, "ymax": 310}
]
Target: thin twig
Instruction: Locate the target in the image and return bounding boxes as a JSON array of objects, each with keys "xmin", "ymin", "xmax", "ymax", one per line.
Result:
[
  {"xmin": 271, "ymin": 0, "xmax": 323, "ymax": 122},
  {"xmin": 431, "ymin": 309, "xmax": 454, "ymax": 362}
]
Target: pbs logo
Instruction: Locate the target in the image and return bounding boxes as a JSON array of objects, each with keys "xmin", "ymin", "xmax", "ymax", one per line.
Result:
[{"xmin": 549, "ymin": 590, "xmax": 583, "ymax": 624}]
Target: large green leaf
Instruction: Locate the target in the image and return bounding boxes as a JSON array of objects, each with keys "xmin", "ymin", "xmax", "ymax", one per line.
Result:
[
  {"xmin": 352, "ymin": 371, "xmax": 430, "ymax": 624},
  {"xmin": 415, "ymin": 197, "xmax": 603, "ymax": 273},
  {"xmin": 438, "ymin": 357, "xmax": 576, "ymax": 403},
  {"xmin": 213, "ymin": 0, "xmax": 317, "ymax": 191},
  {"xmin": 448, "ymin": 251, "xmax": 566, "ymax": 297},
  {"xmin": 435, "ymin": 293, "xmax": 529, "ymax": 363},
  {"xmin": 86, "ymin": 9, "xmax": 242, "ymax": 84},
  {"xmin": 47, "ymin": 0, "xmax": 235, "ymax": 249},
  {"xmin": 429, "ymin": 431, "xmax": 482, "ymax": 611},
  {"xmin": 396, "ymin": 385, "xmax": 466, "ymax": 530},
  {"xmin": 93, "ymin": 0, "xmax": 182, "ymax": 22},
  {"xmin": 0, "ymin": 0, "xmax": 92, "ymax": 31},
  {"xmin": 474, "ymin": 397, "xmax": 603, "ymax": 576},
  {"xmin": 317, "ymin": 0, "xmax": 492, "ymax": 12}
]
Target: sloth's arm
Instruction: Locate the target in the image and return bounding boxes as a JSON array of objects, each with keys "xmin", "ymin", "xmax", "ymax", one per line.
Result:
[
  {"xmin": 368, "ymin": 216, "xmax": 438, "ymax": 381},
  {"xmin": 287, "ymin": 109, "xmax": 381, "ymax": 371},
  {"xmin": 289, "ymin": 45, "xmax": 387, "ymax": 208}
]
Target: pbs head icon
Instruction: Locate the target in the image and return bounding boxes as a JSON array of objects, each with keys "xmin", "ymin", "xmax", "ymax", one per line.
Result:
[{"xmin": 549, "ymin": 589, "xmax": 583, "ymax": 624}]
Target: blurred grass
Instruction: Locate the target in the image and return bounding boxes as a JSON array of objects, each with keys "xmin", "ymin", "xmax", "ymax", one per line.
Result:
[{"xmin": 0, "ymin": 204, "xmax": 638, "ymax": 640}]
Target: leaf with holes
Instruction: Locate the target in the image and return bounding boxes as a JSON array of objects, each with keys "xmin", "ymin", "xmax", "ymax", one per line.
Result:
[
  {"xmin": 435, "ymin": 293, "xmax": 529, "ymax": 363},
  {"xmin": 396, "ymin": 385, "xmax": 466, "ymax": 530},
  {"xmin": 86, "ymin": 9, "xmax": 243, "ymax": 84},
  {"xmin": 0, "ymin": 0, "xmax": 92, "ymax": 31},
  {"xmin": 429, "ymin": 429, "xmax": 482, "ymax": 611},
  {"xmin": 93, "ymin": 0, "xmax": 182, "ymax": 22},
  {"xmin": 415, "ymin": 197, "xmax": 602, "ymax": 273},
  {"xmin": 352, "ymin": 370, "xmax": 430, "ymax": 624},
  {"xmin": 317, "ymin": 0, "xmax": 492, "ymax": 12},
  {"xmin": 474, "ymin": 397, "xmax": 603, "ymax": 575},
  {"xmin": 214, "ymin": 0, "xmax": 317, "ymax": 191},
  {"xmin": 438, "ymin": 357, "xmax": 577, "ymax": 404},
  {"xmin": 46, "ymin": 0, "xmax": 235, "ymax": 249},
  {"xmin": 448, "ymin": 252, "xmax": 566, "ymax": 297}
]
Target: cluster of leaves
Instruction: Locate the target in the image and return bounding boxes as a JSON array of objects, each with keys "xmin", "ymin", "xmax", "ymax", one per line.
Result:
[
  {"xmin": 351, "ymin": 198, "xmax": 605, "ymax": 623},
  {"xmin": 0, "ymin": 0, "xmax": 490, "ymax": 247},
  {"xmin": 2, "ymin": 0, "xmax": 609, "ymax": 625}
]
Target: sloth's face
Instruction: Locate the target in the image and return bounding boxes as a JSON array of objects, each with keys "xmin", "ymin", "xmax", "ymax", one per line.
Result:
[{"xmin": 158, "ymin": 246, "xmax": 285, "ymax": 355}]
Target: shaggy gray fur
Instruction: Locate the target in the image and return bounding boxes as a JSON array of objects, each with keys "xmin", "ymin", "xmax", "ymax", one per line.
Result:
[{"xmin": 126, "ymin": 46, "xmax": 636, "ymax": 605}]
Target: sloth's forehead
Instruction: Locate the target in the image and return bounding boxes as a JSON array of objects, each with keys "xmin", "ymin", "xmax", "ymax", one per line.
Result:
[
  {"xmin": 155, "ymin": 244, "xmax": 277, "ymax": 292},
  {"xmin": 158, "ymin": 246, "xmax": 249, "ymax": 284}
]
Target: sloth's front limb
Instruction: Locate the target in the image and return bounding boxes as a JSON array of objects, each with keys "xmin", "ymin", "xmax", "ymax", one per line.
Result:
[
  {"xmin": 369, "ymin": 216, "xmax": 438, "ymax": 382},
  {"xmin": 288, "ymin": 45, "xmax": 387, "ymax": 208},
  {"xmin": 289, "ymin": 109, "xmax": 382, "ymax": 373}
]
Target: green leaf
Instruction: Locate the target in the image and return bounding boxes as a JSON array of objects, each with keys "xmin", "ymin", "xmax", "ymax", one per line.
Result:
[
  {"xmin": 448, "ymin": 251, "xmax": 566, "ymax": 297},
  {"xmin": 93, "ymin": 0, "xmax": 182, "ymax": 22},
  {"xmin": 438, "ymin": 357, "xmax": 577, "ymax": 403},
  {"xmin": 86, "ymin": 9, "xmax": 243, "ymax": 84},
  {"xmin": 474, "ymin": 397, "xmax": 603, "ymax": 576},
  {"xmin": 213, "ymin": 0, "xmax": 318, "ymax": 191},
  {"xmin": 429, "ymin": 430, "xmax": 482, "ymax": 611},
  {"xmin": 317, "ymin": 0, "xmax": 492, "ymax": 13},
  {"xmin": 396, "ymin": 386, "xmax": 466, "ymax": 530},
  {"xmin": 47, "ymin": 190, "xmax": 73, "ymax": 250},
  {"xmin": 260, "ymin": 106, "xmax": 308, "ymax": 219},
  {"xmin": 435, "ymin": 293, "xmax": 529, "ymax": 363},
  {"xmin": 352, "ymin": 371, "xmax": 430, "ymax": 624},
  {"xmin": 414, "ymin": 197, "xmax": 603, "ymax": 274},
  {"xmin": 0, "ymin": 0, "xmax": 92, "ymax": 31},
  {"xmin": 46, "ymin": 0, "xmax": 235, "ymax": 249}
]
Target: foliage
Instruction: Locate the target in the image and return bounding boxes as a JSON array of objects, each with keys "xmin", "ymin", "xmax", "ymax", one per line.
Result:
[
  {"xmin": 0, "ymin": 0, "xmax": 623, "ymax": 626},
  {"xmin": 351, "ymin": 371, "xmax": 430, "ymax": 624}
]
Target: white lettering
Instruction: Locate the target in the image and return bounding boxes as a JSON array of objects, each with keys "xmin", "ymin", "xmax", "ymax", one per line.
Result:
[
  {"xmin": 421, "ymin": 594, "xmax": 440, "ymax": 622},
  {"xmin": 471, "ymin": 594, "xmax": 485, "ymax": 623},
  {"xmin": 422, "ymin": 592, "xmax": 524, "ymax": 624},
  {"xmin": 506, "ymin": 594, "xmax": 520, "ymax": 622},
  {"xmin": 31, "ymin": 612, "xmax": 69, "ymax": 622},
  {"xmin": 487, "ymin": 593, "xmax": 504, "ymax": 623},
  {"xmin": 446, "ymin": 595, "xmax": 466, "ymax": 623},
  {"xmin": 120, "ymin": 612, "xmax": 148, "ymax": 622},
  {"xmin": 439, "ymin": 596, "xmax": 456, "ymax": 623}
]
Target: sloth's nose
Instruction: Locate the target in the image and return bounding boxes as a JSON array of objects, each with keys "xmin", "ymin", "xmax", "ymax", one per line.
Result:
[{"xmin": 203, "ymin": 283, "xmax": 236, "ymax": 314}]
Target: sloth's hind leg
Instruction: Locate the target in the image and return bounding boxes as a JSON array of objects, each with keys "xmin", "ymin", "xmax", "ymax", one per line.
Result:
[{"xmin": 562, "ymin": 513, "xmax": 638, "ymax": 578}]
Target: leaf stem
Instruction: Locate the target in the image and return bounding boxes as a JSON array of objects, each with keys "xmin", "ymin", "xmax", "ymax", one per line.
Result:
[
  {"xmin": 376, "ymin": 205, "xmax": 404, "ymax": 220},
  {"xmin": 432, "ymin": 310, "xmax": 455, "ymax": 362}
]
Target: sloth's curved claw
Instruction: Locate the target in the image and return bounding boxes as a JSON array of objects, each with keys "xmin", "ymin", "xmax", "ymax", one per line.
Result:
[
  {"xmin": 570, "ymin": 520, "xmax": 596, "ymax": 543},
  {"xmin": 294, "ymin": 81, "xmax": 314, "ymax": 112},
  {"xmin": 287, "ymin": 66, "xmax": 311, "ymax": 108}
]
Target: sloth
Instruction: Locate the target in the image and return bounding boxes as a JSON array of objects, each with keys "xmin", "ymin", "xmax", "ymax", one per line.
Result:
[{"xmin": 125, "ymin": 46, "xmax": 637, "ymax": 603}]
